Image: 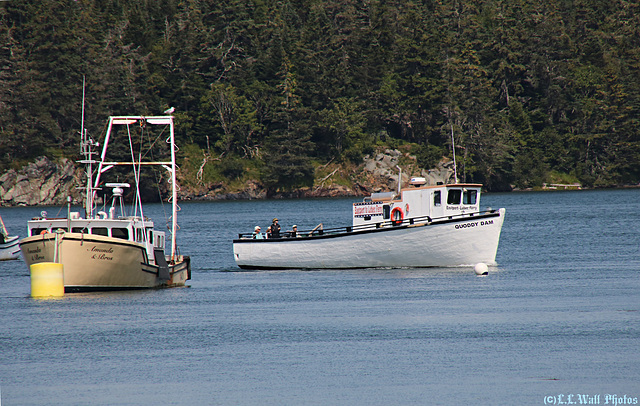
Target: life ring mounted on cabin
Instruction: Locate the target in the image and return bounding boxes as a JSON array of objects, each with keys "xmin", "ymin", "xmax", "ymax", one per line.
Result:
[{"xmin": 391, "ymin": 207, "xmax": 404, "ymax": 226}]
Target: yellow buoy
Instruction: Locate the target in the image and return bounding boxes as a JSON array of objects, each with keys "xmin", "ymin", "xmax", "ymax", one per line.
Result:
[{"xmin": 30, "ymin": 262, "xmax": 64, "ymax": 297}]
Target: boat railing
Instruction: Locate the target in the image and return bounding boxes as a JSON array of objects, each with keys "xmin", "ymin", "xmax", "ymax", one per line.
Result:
[{"xmin": 236, "ymin": 209, "xmax": 500, "ymax": 240}]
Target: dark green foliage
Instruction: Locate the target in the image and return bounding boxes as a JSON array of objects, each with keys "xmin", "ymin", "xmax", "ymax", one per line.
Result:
[
  {"xmin": 1, "ymin": 0, "xmax": 639, "ymax": 190},
  {"xmin": 261, "ymin": 120, "xmax": 315, "ymax": 196},
  {"xmin": 415, "ymin": 144, "xmax": 447, "ymax": 172},
  {"xmin": 219, "ymin": 158, "xmax": 245, "ymax": 180}
]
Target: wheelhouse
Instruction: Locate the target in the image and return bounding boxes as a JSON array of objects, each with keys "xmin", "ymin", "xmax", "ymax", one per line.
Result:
[
  {"xmin": 353, "ymin": 179, "xmax": 483, "ymax": 228},
  {"xmin": 27, "ymin": 215, "xmax": 165, "ymax": 250}
]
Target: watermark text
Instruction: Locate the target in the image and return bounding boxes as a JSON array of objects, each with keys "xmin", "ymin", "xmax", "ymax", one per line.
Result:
[{"xmin": 544, "ymin": 394, "xmax": 638, "ymax": 405}]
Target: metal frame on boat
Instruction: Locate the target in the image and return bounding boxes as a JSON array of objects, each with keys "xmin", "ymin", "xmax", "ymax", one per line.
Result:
[{"xmin": 19, "ymin": 115, "xmax": 191, "ymax": 291}]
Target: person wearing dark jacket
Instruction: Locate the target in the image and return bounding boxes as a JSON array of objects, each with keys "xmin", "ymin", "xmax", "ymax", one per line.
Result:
[{"xmin": 270, "ymin": 218, "xmax": 281, "ymax": 238}]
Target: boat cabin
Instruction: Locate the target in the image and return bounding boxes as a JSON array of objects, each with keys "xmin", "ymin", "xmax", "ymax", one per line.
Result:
[
  {"xmin": 27, "ymin": 182, "xmax": 166, "ymax": 250},
  {"xmin": 353, "ymin": 178, "xmax": 483, "ymax": 228},
  {"xmin": 27, "ymin": 215, "xmax": 165, "ymax": 250}
]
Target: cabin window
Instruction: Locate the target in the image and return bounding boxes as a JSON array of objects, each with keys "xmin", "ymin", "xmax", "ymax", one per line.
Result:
[
  {"xmin": 31, "ymin": 228, "xmax": 47, "ymax": 236},
  {"xmin": 91, "ymin": 227, "xmax": 108, "ymax": 236},
  {"xmin": 72, "ymin": 227, "xmax": 88, "ymax": 233},
  {"xmin": 434, "ymin": 191, "xmax": 441, "ymax": 206},
  {"xmin": 147, "ymin": 229, "xmax": 154, "ymax": 244},
  {"xmin": 447, "ymin": 189, "xmax": 462, "ymax": 205},
  {"xmin": 136, "ymin": 228, "xmax": 143, "ymax": 242},
  {"xmin": 382, "ymin": 205, "xmax": 391, "ymax": 220},
  {"xmin": 463, "ymin": 190, "xmax": 477, "ymax": 205},
  {"xmin": 112, "ymin": 228, "xmax": 129, "ymax": 240}
]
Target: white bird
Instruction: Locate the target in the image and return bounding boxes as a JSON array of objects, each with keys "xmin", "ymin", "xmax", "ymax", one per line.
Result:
[{"xmin": 163, "ymin": 107, "xmax": 175, "ymax": 114}]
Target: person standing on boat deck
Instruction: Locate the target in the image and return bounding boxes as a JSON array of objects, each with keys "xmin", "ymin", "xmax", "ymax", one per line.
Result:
[
  {"xmin": 270, "ymin": 218, "xmax": 281, "ymax": 238},
  {"xmin": 252, "ymin": 226, "xmax": 264, "ymax": 239}
]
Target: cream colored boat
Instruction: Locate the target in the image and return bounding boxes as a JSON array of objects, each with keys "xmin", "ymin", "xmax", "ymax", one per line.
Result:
[{"xmin": 20, "ymin": 115, "xmax": 190, "ymax": 291}]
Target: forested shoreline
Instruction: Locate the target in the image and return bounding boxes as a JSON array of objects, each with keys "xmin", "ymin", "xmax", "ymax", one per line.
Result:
[{"xmin": 1, "ymin": 0, "xmax": 639, "ymax": 194}]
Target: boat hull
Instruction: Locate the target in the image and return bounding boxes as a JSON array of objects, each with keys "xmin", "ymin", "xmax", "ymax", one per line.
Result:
[
  {"xmin": 20, "ymin": 233, "xmax": 190, "ymax": 291},
  {"xmin": 233, "ymin": 209, "xmax": 505, "ymax": 269},
  {"xmin": 0, "ymin": 235, "xmax": 21, "ymax": 261}
]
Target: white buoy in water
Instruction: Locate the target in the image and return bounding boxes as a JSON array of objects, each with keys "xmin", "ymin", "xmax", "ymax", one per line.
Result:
[{"xmin": 474, "ymin": 263, "xmax": 489, "ymax": 276}]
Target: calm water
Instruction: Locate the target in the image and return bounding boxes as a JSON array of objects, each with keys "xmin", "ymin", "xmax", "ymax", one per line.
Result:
[{"xmin": 1, "ymin": 190, "xmax": 639, "ymax": 405}]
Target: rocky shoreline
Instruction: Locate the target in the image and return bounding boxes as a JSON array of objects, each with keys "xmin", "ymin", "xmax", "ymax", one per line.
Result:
[
  {"xmin": 0, "ymin": 150, "xmax": 454, "ymax": 207},
  {"xmin": 0, "ymin": 156, "xmax": 84, "ymax": 207}
]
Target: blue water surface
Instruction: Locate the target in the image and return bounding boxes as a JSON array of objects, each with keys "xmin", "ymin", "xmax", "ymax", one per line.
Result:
[{"xmin": 0, "ymin": 189, "xmax": 639, "ymax": 405}]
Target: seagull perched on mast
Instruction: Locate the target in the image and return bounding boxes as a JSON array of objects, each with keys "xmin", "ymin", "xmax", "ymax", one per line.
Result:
[{"xmin": 163, "ymin": 106, "xmax": 175, "ymax": 114}]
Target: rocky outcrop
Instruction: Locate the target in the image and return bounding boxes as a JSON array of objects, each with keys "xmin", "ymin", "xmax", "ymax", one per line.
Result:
[
  {"xmin": 360, "ymin": 149, "xmax": 455, "ymax": 192},
  {"xmin": 245, "ymin": 149, "xmax": 456, "ymax": 199},
  {"xmin": 180, "ymin": 180, "xmax": 268, "ymax": 200},
  {"xmin": 0, "ymin": 150, "xmax": 455, "ymax": 206},
  {"xmin": 0, "ymin": 157, "xmax": 83, "ymax": 207}
]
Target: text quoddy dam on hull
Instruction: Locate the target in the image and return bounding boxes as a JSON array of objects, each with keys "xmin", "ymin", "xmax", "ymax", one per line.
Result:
[{"xmin": 233, "ymin": 178, "xmax": 505, "ymax": 270}]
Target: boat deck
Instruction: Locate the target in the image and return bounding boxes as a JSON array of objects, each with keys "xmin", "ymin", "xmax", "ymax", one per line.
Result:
[{"xmin": 234, "ymin": 209, "xmax": 502, "ymax": 242}]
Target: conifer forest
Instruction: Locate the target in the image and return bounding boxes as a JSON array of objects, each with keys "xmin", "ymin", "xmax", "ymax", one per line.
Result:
[{"xmin": 1, "ymin": 0, "xmax": 639, "ymax": 192}]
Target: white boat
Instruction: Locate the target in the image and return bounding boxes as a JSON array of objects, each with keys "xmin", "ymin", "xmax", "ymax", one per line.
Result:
[
  {"xmin": 0, "ymin": 215, "xmax": 20, "ymax": 261},
  {"xmin": 233, "ymin": 178, "xmax": 505, "ymax": 269},
  {"xmin": 19, "ymin": 115, "xmax": 191, "ymax": 291}
]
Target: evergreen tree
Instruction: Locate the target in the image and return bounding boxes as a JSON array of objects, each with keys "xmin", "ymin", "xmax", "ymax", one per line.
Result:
[{"xmin": 1, "ymin": 0, "xmax": 640, "ymax": 190}]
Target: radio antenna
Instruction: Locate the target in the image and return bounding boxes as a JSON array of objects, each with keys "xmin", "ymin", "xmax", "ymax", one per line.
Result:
[{"xmin": 449, "ymin": 119, "xmax": 459, "ymax": 183}]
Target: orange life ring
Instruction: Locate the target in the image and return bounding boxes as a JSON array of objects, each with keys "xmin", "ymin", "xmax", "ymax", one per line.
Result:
[
  {"xmin": 40, "ymin": 230, "xmax": 49, "ymax": 235},
  {"xmin": 391, "ymin": 207, "xmax": 404, "ymax": 226}
]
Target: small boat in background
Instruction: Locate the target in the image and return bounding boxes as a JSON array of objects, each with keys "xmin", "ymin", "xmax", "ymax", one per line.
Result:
[
  {"xmin": 0, "ymin": 215, "xmax": 20, "ymax": 261},
  {"xmin": 233, "ymin": 177, "xmax": 506, "ymax": 270},
  {"xmin": 19, "ymin": 115, "xmax": 191, "ymax": 291}
]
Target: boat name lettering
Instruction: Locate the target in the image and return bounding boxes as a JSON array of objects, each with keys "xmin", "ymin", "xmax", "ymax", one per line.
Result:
[
  {"xmin": 89, "ymin": 246, "xmax": 114, "ymax": 261},
  {"xmin": 31, "ymin": 254, "xmax": 45, "ymax": 261},
  {"xmin": 353, "ymin": 203, "xmax": 384, "ymax": 217},
  {"xmin": 90, "ymin": 246, "xmax": 114, "ymax": 254},
  {"xmin": 26, "ymin": 246, "xmax": 42, "ymax": 254},
  {"xmin": 92, "ymin": 253, "xmax": 114, "ymax": 261},
  {"xmin": 454, "ymin": 220, "xmax": 493, "ymax": 230}
]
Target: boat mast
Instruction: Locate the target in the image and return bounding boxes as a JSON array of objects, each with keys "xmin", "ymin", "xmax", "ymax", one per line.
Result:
[
  {"xmin": 94, "ymin": 117, "xmax": 115, "ymax": 192},
  {"xmin": 78, "ymin": 76, "xmax": 97, "ymax": 219},
  {"xmin": 169, "ymin": 117, "xmax": 177, "ymax": 261}
]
